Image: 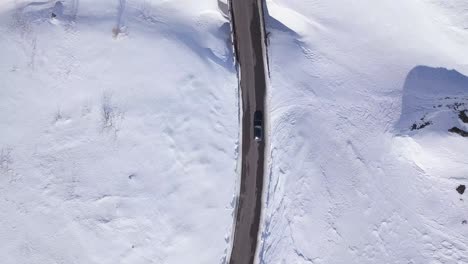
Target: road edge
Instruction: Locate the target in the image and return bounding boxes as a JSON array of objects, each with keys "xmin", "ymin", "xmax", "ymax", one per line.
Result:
[
  {"xmin": 254, "ymin": 0, "xmax": 272, "ymax": 263},
  {"xmin": 225, "ymin": 0, "xmax": 244, "ymax": 263}
]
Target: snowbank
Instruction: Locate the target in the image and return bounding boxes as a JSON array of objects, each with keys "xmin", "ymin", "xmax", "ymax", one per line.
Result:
[
  {"xmin": 261, "ymin": 0, "xmax": 468, "ymax": 263},
  {"xmin": 0, "ymin": 1, "xmax": 238, "ymax": 263}
]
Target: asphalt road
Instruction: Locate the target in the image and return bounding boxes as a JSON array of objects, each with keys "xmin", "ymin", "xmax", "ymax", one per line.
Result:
[{"xmin": 229, "ymin": 0, "xmax": 267, "ymax": 264}]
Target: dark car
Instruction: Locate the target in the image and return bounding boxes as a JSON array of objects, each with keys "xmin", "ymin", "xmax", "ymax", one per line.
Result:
[{"xmin": 253, "ymin": 110, "xmax": 263, "ymax": 142}]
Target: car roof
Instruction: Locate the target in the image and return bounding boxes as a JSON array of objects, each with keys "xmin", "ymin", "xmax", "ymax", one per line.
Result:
[{"xmin": 254, "ymin": 110, "xmax": 262, "ymax": 119}]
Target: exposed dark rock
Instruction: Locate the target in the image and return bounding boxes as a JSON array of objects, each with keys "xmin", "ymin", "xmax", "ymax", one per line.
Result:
[
  {"xmin": 411, "ymin": 121, "xmax": 432, "ymax": 131},
  {"xmin": 449, "ymin": 127, "xmax": 468, "ymax": 137},
  {"xmin": 447, "ymin": 102, "xmax": 465, "ymax": 111},
  {"xmin": 456, "ymin": 184, "xmax": 466, "ymax": 195},
  {"xmin": 459, "ymin": 110, "xmax": 468, "ymax": 124}
]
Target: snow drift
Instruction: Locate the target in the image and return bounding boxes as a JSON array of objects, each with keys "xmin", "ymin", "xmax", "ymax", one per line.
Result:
[
  {"xmin": 260, "ymin": 0, "xmax": 468, "ymax": 263},
  {"xmin": 0, "ymin": 1, "xmax": 238, "ymax": 263}
]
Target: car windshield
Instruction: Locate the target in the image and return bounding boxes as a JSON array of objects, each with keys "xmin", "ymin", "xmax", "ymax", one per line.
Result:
[{"xmin": 254, "ymin": 111, "xmax": 262, "ymax": 122}]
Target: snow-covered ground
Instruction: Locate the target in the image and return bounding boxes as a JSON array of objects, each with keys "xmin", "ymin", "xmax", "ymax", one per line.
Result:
[
  {"xmin": 0, "ymin": 1, "xmax": 238, "ymax": 263},
  {"xmin": 261, "ymin": 0, "xmax": 468, "ymax": 263}
]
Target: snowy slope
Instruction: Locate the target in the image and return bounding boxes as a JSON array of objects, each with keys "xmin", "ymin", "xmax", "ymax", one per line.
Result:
[
  {"xmin": 260, "ymin": 0, "xmax": 468, "ymax": 263},
  {"xmin": 0, "ymin": 1, "xmax": 238, "ymax": 263}
]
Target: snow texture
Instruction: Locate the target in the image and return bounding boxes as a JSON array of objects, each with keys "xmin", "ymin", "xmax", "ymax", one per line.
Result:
[
  {"xmin": 260, "ymin": 0, "xmax": 468, "ymax": 263},
  {"xmin": 0, "ymin": 1, "xmax": 238, "ymax": 263}
]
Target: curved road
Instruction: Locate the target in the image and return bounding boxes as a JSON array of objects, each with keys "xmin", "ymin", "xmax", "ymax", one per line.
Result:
[{"xmin": 229, "ymin": 0, "xmax": 268, "ymax": 264}]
